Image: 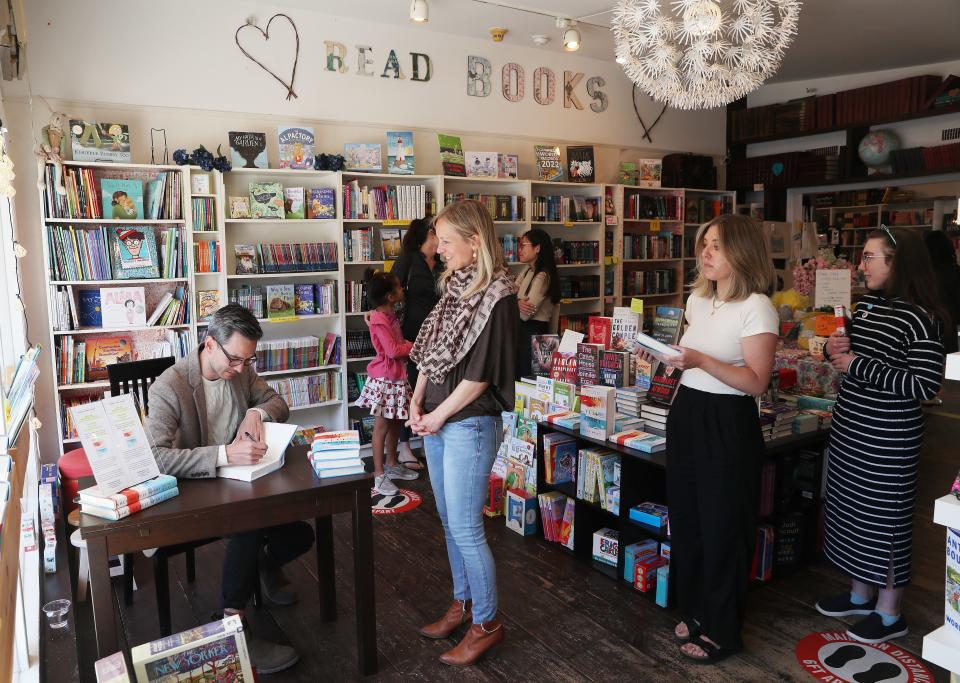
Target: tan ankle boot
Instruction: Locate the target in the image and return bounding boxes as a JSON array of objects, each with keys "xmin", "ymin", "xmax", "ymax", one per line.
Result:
[
  {"xmin": 439, "ymin": 619, "xmax": 504, "ymax": 666},
  {"xmin": 419, "ymin": 600, "xmax": 472, "ymax": 639}
]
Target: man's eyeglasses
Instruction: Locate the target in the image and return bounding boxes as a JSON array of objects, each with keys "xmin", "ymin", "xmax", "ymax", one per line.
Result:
[{"xmin": 215, "ymin": 338, "xmax": 257, "ymax": 367}]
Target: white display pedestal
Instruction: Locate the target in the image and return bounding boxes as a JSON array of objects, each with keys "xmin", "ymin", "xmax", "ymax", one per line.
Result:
[{"xmin": 922, "ymin": 498, "xmax": 960, "ymax": 680}]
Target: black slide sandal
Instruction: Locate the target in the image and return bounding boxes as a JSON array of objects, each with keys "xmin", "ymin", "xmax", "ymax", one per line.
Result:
[
  {"xmin": 673, "ymin": 620, "xmax": 701, "ymax": 644},
  {"xmin": 680, "ymin": 635, "xmax": 741, "ymax": 665}
]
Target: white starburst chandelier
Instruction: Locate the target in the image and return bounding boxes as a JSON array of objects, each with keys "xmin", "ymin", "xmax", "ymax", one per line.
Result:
[{"xmin": 612, "ymin": 0, "xmax": 802, "ymax": 110}]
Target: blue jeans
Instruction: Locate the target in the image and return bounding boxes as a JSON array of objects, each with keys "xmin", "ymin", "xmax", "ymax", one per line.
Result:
[{"xmin": 424, "ymin": 415, "xmax": 501, "ymax": 623}]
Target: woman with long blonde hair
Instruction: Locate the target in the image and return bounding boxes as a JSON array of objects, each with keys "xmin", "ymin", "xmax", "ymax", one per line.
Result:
[
  {"xmin": 407, "ymin": 199, "xmax": 518, "ymax": 666},
  {"xmin": 651, "ymin": 215, "xmax": 779, "ymax": 663}
]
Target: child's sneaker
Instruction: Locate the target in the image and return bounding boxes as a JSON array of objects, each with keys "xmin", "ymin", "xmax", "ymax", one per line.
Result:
[
  {"xmin": 385, "ymin": 464, "xmax": 419, "ymax": 481},
  {"xmin": 374, "ymin": 474, "xmax": 399, "ymax": 496}
]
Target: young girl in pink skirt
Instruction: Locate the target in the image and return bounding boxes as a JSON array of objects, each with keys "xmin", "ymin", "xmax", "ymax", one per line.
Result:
[{"xmin": 355, "ymin": 269, "xmax": 419, "ymax": 495}]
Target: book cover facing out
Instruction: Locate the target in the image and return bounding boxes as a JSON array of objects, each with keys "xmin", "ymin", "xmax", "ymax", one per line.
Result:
[
  {"xmin": 438, "ymin": 134, "xmax": 466, "ymax": 176},
  {"xmin": 386, "ymin": 131, "xmax": 415, "ymax": 174},
  {"xmin": 131, "ymin": 614, "xmax": 253, "ymax": 682},
  {"xmin": 228, "ymin": 131, "xmax": 268, "ymax": 169},
  {"xmin": 278, "ymin": 125, "xmax": 315, "ymax": 170}
]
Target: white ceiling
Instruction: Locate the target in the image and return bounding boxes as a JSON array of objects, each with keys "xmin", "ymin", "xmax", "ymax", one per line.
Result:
[{"xmin": 284, "ymin": 0, "xmax": 960, "ymax": 83}]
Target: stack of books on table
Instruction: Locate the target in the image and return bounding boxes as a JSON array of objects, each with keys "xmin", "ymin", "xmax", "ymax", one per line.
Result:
[
  {"xmin": 760, "ymin": 401, "xmax": 798, "ymax": 441},
  {"xmin": 608, "ymin": 429, "xmax": 666, "ymax": 454},
  {"xmin": 639, "ymin": 403, "xmax": 670, "ymax": 436},
  {"xmin": 615, "ymin": 386, "xmax": 647, "ymax": 417},
  {"xmin": 79, "ymin": 474, "xmax": 179, "ymax": 521},
  {"xmin": 309, "ymin": 430, "xmax": 365, "ymax": 478},
  {"xmin": 799, "ymin": 408, "xmax": 832, "ymax": 430}
]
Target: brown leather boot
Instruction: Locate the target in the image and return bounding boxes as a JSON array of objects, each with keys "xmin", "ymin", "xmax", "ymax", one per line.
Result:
[
  {"xmin": 419, "ymin": 600, "xmax": 472, "ymax": 639},
  {"xmin": 439, "ymin": 619, "xmax": 504, "ymax": 666}
]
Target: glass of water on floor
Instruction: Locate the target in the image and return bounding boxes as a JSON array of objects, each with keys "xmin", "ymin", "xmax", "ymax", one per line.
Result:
[{"xmin": 42, "ymin": 599, "xmax": 71, "ymax": 629}]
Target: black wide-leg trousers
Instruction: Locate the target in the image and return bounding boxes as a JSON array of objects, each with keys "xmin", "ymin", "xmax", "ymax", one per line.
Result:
[{"xmin": 665, "ymin": 385, "xmax": 764, "ymax": 651}]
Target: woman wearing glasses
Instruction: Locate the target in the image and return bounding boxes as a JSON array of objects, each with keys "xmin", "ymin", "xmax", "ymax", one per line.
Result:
[
  {"xmin": 514, "ymin": 229, "xmax": 560, "ymax": 378},
  {"xmin": 818, "ymin": 226, "xmax": 946, "ymax": 644}
]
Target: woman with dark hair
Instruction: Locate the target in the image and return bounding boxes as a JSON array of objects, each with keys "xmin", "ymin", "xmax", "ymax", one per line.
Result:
[
  {"xmin": 924, "ymin": 229, "xmax": 960, "ymax": 354},
  {"xmin": 514, "ymin": 229, "xmax": 560, "ymax": 377},
  {"xmin": 818, "ymin": 226, "xmax": 946, "ymax": 644},
  {"xmin": 390, "ymin": 217, "xmax": 442, "ymax": 470}
]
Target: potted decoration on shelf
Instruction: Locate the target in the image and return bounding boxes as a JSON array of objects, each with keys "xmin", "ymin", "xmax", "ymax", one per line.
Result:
[{"xmin": 172, "ymin": 145, "xmax": 232, "ymax": 172}]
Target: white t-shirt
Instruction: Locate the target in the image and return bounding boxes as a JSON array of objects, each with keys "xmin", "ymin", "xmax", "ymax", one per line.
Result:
[{"xmin": 677, "ymin": 291, "xmax": 778, "ymax": 396}]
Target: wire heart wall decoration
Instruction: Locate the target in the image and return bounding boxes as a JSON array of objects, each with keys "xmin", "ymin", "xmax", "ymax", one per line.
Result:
[{"xmin": 235, "ymin": 14, "xmax": 300, "ymax": 101}]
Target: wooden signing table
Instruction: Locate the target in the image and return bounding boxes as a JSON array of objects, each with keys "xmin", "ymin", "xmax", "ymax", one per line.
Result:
[{"xmin": 78, "ymin": 445, "xmax": 377, "ymax": 676}]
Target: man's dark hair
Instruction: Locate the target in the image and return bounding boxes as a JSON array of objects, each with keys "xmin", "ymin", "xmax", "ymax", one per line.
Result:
[{"xmin": 207, "ymin": 304, "xmax": 263, "ymax": 345}]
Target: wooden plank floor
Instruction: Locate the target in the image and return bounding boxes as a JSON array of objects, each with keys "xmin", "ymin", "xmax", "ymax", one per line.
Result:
[{"xmin": 68, "ymin": 385, "xmax": 958, "ymax": 682}]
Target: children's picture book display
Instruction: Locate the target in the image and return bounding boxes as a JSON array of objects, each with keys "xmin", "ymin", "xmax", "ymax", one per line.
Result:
[
  {"xmin": 534, "ymin": 145, "xmax": 563, "ymax": 182},
  {"xmin": 278, "ymin": 125, "xmax": 315, "ymax": 169},
  {"xmin": 100, "ymin": 286, "xmax": 146, "ymax": 328},
  {"xmin": 229, "ymin": 196, "xmax": 251, "ymax": 219},
  {"xmin": 248, "ymin": 182, "xmax": 285, "ymax": 219},
  {"xmin": 110, "ymin": 228, "xmax": 160, "ymax": 279},
  {"xmin": 638, "ymin": 158, "xmax": 663, "ymax": 188},
  {"xmin": 229, "ymin": 131, "xmax": 268, "ymax": 169},
  {"xmin": 567, "ymin": 145, "xmax": 595, "ymax": 183},
  {"xmin": 100, "ymin": 178, "xmax": 143, "ymax": 219},
  {"xmin": 344, "ymin": 143, "xmax": 383, "ymax": 172},
  {"xmin": 465, "ymin": 151, "xmax": 499, "ymax": 178},
  {"xmin": 69, "ymin": 120, "xmax": 131, "ymax": 163},
  {"xmin": 386, "ymin": 131, "xmax": 415, "ymax": 174},
  {"xmin": 438, "ymin": 134, "xmax": 466, "ymax": 176},
  {"xmin": 308, "ymin": 188, "xmax": 337, "ymax": 219},
  {"xmin": 498, "ymin": 153, "xmax": 519, "ymax": 179}
]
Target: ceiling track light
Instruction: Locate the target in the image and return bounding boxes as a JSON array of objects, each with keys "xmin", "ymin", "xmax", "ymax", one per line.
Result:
[
  {"xmin": 556, "ymin": 17, "xmax": 580, "ymax": 52},
  {"xmin": 410, "ymin": 0, "xmax": 429, "ymax": 23}
]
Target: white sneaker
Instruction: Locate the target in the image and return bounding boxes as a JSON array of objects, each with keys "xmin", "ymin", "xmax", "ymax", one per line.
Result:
[
  {"xmin": 385, "ymin": 464, "xmax": 419, "ymax": 481},
  {"xmin": 374, "ymin": 474, "xmax": 399, "ymax": 496}
]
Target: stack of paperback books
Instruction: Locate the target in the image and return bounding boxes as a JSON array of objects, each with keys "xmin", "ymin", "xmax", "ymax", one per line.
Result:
[
  {"xmin": 615, "ymin": 386, "xmax": 647, "ymax": 417},
  {"xmin": 640, "ymin": 403, "xmax": 669, "ymax": 436},
  {"xmin": 79, "ymin": 474, "xmax": 179, "ymax": 521},
  {"xmin": 309, "ymin": 430, "xmax": 366, "ymax": 479}
]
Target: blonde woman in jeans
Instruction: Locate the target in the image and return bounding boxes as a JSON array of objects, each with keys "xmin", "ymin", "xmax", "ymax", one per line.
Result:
[{"xmin": 407, "ymin": 200, "xmax": 518, "ymax": 666}]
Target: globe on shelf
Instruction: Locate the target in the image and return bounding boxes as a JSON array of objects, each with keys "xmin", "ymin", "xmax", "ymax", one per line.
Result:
[{"xmin": 858, "ymin": 129, "xmax": 901, "ymax": 169}]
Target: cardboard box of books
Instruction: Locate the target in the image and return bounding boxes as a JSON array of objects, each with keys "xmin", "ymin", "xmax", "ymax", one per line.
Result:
[{"xmin": 131, "ymin": 614, "xmax": 253, "ymax": 682}]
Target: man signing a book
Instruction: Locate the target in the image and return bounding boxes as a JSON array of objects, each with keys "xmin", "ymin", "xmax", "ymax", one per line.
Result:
[{"xmin": 145, "ymin": 304, "xmax": 312, "ymax": 675}]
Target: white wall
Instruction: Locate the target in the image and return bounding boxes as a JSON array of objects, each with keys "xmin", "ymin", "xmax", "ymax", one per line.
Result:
[
  {"xmin": 7, "ymin": 0, "xmax": 728, "ymax": 458},
  {"xmin": 747, "ymin": 59, "xmax": 960, "ymax": 158}
]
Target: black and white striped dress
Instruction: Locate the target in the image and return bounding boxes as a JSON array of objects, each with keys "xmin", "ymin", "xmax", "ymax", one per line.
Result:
[{"xmin": 824, "ymin": 293, "xmax": 944, "ymax": 587}]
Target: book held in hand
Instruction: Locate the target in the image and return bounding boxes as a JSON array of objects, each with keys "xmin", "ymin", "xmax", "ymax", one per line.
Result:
[{"xmin": 217, "ymin": 422, "xmax": 298, "ymax": 482}]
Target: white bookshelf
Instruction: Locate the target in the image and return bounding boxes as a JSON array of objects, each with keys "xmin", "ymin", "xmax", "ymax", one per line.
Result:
[
  {"xmin": 219, "ymin": 167, "xmax": 346, "ymax": 432},
  {"xmin": 40, "ymin": 160, "xmax": 194, "ymax": 457}
]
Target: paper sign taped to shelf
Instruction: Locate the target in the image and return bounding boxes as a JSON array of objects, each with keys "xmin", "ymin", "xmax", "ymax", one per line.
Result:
[
  {"xmin": 270, "ymin": 316, "xmax": 298, "ymax": 323},
  {"xmin": 383, "ymin": 260, "xmax": 394, "ymax": 272},
  {"xmin": 563, "ymin": 221, "xmax": 574, "ymax": 228},
  {"xmin": 814, "ymin": 270, "xmax": 851, "ymax": 309},
  {"xmin": 605, "ymin": 215, "xmax": 618, "ymax": 226},
  {"xmin": 631, "ymin": 298, "xmax": 644, "ymax": 315},
  {"xmin": 649, "ymin": 219, "xmax": 661, "ymax": 233},
  {"xmin": 604, "ymin": 256, "xmax": 618, "ymax": 266},
  {"xmin": 70, "ymin": 395, "xmax": 160, "ymax": 496},
  {"xmin": 382, "ymin": 219, "xmax": 411, "ymax": 226}
]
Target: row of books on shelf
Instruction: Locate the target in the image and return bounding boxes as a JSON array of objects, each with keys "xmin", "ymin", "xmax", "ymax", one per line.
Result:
[
  {"xmin": 55, "ymin": 330, "xmax": 190, "ymax": 386},
  {"xmin": 443, "ymin": 193, "xmax": 525, "ymax": 222},
  {"xmin": 623, "ymin": 269, "xmax": 677, "ymax": 296},
  {"xmin": 227, "ymin": 280, "xmax": 338, "ymax": 319},
  {"xmin": 345, "ymin": 281, "xmax": 370, "ymax": 313},
  {"xmin": 684, "ymin": 196, "xmax": 731, "ymax": 224},
  {"xmin": 624, "ymin": 193, "xmax": 684, "ymax": 221},
  {"xmin": 192, "ymin": 197, "xmax": 216, "ymax": 230},
  {"xmin": 350, "ymin": 415, "xmax": 376, "ymax": 444},
  {"xmin": 555, "ymin": 239, "xmax": 600, "ymax": 264},
  {"xmin": 51, "ymin": 285, "xmax": 190, "ymax": 331},
  {"xmin": 44, "ymin": 166, "xmax": 183, "ymax": 221},
  {"xmin": 531, "ymin": 195, "xmax": 600, "ymax": 222},
  {"xmin": 229, "ymin": 183, "xmax": 336, "ymax": 220},
  {"xmin": 559, "ymin": 275, "xmax": 600, "ymax": 298},
  {"xmin": 255, "ymin": 334, "xmax": 341, "ymax": 372},
  {"xmin": 233, "ymin": 242, "xmax": 338, "ymax": 274},
  {"xmin": 343, "ymin": 227, "xmax": 405, "ymax": 262},
  {"xmin": 760, "ymin": 397, "xmax": 834, "ymax": 441},
  {"xmin": 343, "ymin": 180, "xmax": 434, "ymax": 220},
  {"xmin": 309, "ymin": 430, "xmax": 366, "ymax": 479},
  {"xmin": 623, "ymin": 234, "xmax": 682, "ymax": 260},
  {"xmin": 78, "ymin": 474, "xmax": 180, "ymax": 521},
  {"xmin": 47, "ymin": 225, "xmax": 185, "ymax": 281},
  {"xmin": 266, "ymin": 370, "xmax": 342, "ymax": 408},
  {"xmin": 889, "ymin": 140, "xmax": 960, "ymax": 175},
  {"xmin": 193, "ymin": 239, "xmax": 220, "ymax": 273},
  {"xmin": 347, "ymin": 371, "xmax": 369, "ymax": 403},
  {"xmin": 345, "ymin": 330, "xmax": 376, "ymax": 358}
]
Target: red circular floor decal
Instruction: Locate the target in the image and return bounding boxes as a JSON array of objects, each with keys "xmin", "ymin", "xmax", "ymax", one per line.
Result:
[
  {"xmin": 370, "ymin": 488, "xmax": 423, "ymax": 515},
  {"xmin": 796, "ymin": 632, "xmax": 932, "ymax": 683}
]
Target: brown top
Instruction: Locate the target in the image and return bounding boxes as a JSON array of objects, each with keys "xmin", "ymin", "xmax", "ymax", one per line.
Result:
[{"xmin": 424, "ymin": 295, "xmax": 517, "ymax": 422}]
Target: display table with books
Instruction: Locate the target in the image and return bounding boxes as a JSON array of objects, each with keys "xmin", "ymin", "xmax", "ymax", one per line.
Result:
[
  {"xmin": 536, "ymin": 420, "xmax": 831, "ymax": 603},
  {"xmin": 77, "ymin": 444, "xmax": 378, "ymax": 675}
]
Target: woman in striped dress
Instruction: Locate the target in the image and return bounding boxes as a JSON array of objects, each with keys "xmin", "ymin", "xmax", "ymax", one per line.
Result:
[{"xmin": 817, "ymin": 226, "xmax": 946, "ymax": 644}]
